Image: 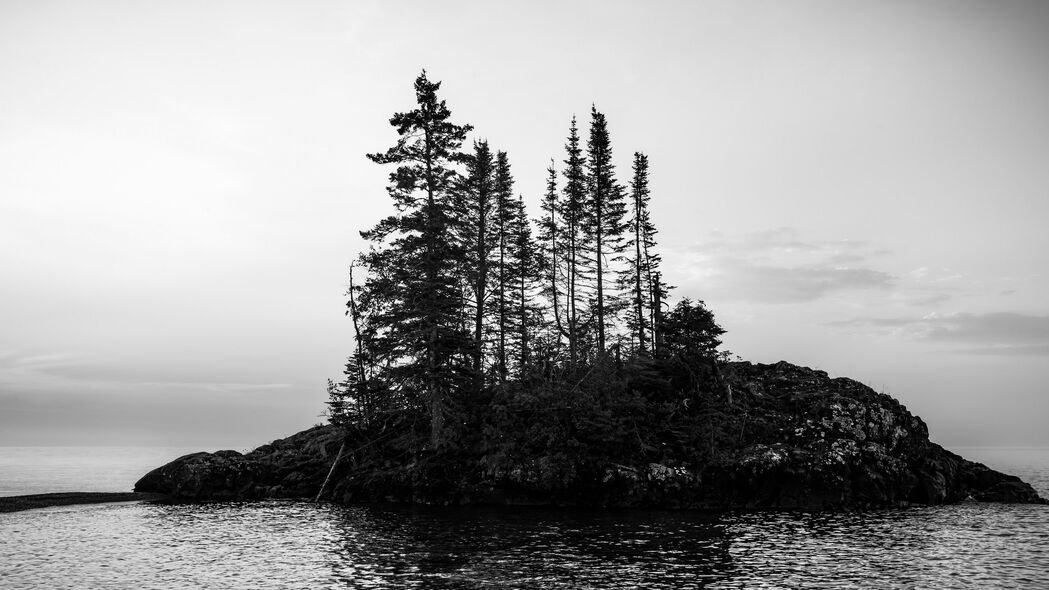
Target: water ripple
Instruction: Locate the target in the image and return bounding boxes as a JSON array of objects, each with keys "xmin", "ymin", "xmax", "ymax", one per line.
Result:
[{"xmin": 1, "ymin": 500, "xmax": 1047, "ymax": 589}]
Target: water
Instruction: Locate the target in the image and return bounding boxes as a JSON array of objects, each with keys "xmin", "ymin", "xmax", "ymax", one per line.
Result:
[
  {"xmin": 0, "ymin": 447, "xmax": 211, "ymax": 497},
  {"xmin": 2, "ymin": 500, "xmax": 1048, "ymax": 589},
  {"xmin": 1, "ymin": 448, "xmax": 1047, "ymax": 589},
  {"xmin": 955, "ymin": 447, "xmax": 1049, "ymax": 496}
]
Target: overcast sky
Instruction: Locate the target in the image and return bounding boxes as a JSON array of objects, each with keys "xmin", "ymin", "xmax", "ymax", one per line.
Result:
[{"xmin": 3, "ymin": 0, "xmax": 1048, "ymax": 448}]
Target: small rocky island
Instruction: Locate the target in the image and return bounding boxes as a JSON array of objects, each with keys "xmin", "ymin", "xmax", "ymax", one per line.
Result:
[
  {"xmin": 136, "ymin": 75, "xmax": 1045, "ymax": 511},
  {"xmin": 135, "ymin": 360, "xmax": 1044, "ymax": 510}
]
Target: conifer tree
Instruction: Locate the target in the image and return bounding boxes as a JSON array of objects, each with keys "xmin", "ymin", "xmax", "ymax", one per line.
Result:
[
  {"xmin": 638, "ymin": 156, "xmax": 671, "ymax": 354},
  {"xmin": 561, "ymin": 117, "xmax": 590, "ymax": 364},
  {"xmin": 358, "ymin": 71, "xmax": 473, "ymax": 447},
  {"xmin": 651, "ymin": 270, "xmax": 670, "ymax": 354},
  {"xmin": 622, "ymin": 152, "xmax": 656, "ymax": 352},
  {"xmin": 584, "ymin": 106, "xmax": 628, "ymax": 354},
  {"xmin": 492, "ymin": 151, "xmax": 515, "ymax": 382},
  {"xmin": 456, "ymin": 140, "xmax": 497, "ymax": 392},
  {"xmin": 329, "ymin": 264, "xmax": 373, "ymax": 425},
  {"xmin": 330, "ymin": 72, "xmax": 736, "ymax": 495},
  {"xmin": 509, "ymin": 195, "xmax": 540, "ymax": 376},
  {"xmin": 537, "ymin": 162, "xmax": 565, "ymax": 348}
]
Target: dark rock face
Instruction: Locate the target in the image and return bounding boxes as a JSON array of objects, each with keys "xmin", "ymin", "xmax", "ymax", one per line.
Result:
[
  {"xmin": 135, "ymin": 426, "xmax": 343, "ymax": 501},
  {"xmin": 135, "ymin": 362, "xmax": 1045, "ymax": 509},
  {"xmin": 684, "ymin": 361, "xmax": 1045, "ymax": 508}
]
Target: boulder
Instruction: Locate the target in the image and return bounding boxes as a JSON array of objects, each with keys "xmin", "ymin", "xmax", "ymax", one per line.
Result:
[
  {"xmin": 135, "ymin": 450, "xmax": 263, "ymax": 501},
  {"xmin": 135, "ymin": 425, "xmax": 343, "ymax": 500}
]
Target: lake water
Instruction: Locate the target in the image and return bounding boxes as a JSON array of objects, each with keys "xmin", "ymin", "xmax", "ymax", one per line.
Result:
[
  {"xmin": 1, "ymin": 447, "xmax": 1047, "ymax": 589},
  {"xmin": 0, "ymin": 446, "xmax": 209, "ymax": 497}
]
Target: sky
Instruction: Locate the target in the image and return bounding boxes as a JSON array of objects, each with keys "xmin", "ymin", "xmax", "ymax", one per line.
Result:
[{"xmin": 2, "ymin": 0, "xmax": 1048, "ymax": 448}]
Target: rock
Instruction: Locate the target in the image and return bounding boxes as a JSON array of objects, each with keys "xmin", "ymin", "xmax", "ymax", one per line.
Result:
[
  {"xmin": 689, "ymin": 361, "xmax": 1046, "ymax": 509},
  {"xmin": 0, "ymin": 492, "xmax": 164, "ymax": 513},
  {"xmin": 134, "ymin": 425, "xmax": 343, "ymax": 501},
  {"xmin": 135, "ymin": 362, "xmax": 1046, "ymax": 509},
  {"xmin": 135, "ymin": 451, "xmax": 262, "ymax": 501}
]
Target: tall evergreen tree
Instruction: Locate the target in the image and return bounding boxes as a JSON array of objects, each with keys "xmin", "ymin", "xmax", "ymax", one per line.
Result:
[
  {"xmin": 456, "ymin": 140, "xmax": 497, "ymax": 392},
  {"xmin": 561, "ymin": 117, "xmax": 590, "ymax": 364},
  {"xmin": 358, "ymin": 71, "xmax": 473, "ymax": 447},
  {"xmin": 537, "ymin": 161, "xmax": 565, "ymax": 349},
  {"xmin": 329, "ymin": 73, "xmax": 736, "ymax": 504},
  {"xmin": 492, "ymin": 150, "xmax": 515, "ymax": 383},
  {"xmin": 509, "ymin": 195, "xmax": 541, "ymax": 376},
  {"xmin": 621, "ymin": 152, "xmax": 655, "ymax": 353},
  {"xmin": 637, "ymin": 155, "xmax": 671, "ymax": 354},
  {"xmin": 584, "ymin": 106, "xmax": 628, "ymax": 354}
]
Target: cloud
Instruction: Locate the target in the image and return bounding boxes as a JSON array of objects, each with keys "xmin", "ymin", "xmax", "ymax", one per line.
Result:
[
  {"xmin": 906, "ymin": 293, "xmax": 952, "ymax": 307},
  {"xmin": 8, "ymin": 352, "xmax": 81, "ymax": 368},
  {"xmin": 666, "ymin": 227, "xmax": 895, "ymax": 303},
  {"xmin": 665, "ymin": 228, "xmax": 1001, "ymax": 308},
  {"xmin": 140, "ymin": 381, "xmax": 292, "ymax": 393},
  {"xmin": 959, "ymin": 344, "xmax": 1049, "ymax": 356},
  {"xmin": 707, "ymin": 259, "xmax": 894, "ymax": 303},
  {"xmin": 0, "ymin": 352, "xmax": 291, "ymax": 395},
  {"xmin": 0, "ymin": 351, "xmax": 84, "ymax": 390},
  {"xmin": 688, "ymin": 227, "xmax": 881, "ymax": 259},
  {"xmin": 828, "ymin": 312, "xmax": 1049, "ymax": 355}
]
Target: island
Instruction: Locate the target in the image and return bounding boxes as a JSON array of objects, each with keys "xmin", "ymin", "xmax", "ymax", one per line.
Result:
[
  {"xmin": 135, "ymin": 73, "xmax": 1045, "ymax": 511},
  {"xmin": 135, "ymin": 360, "xmax": 1044, "ymax": 510}
]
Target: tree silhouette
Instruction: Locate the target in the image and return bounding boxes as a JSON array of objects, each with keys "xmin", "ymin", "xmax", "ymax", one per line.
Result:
[
  {"xmin": 584, "ymin": 106, "xmax": 628, "ymax": 354},
  {"xmin": 456, "ymin": 140, "xmax": 497, "ymax": 393},
  {"xmin": 358, "ymin": 71, "xmax": 473, "ymax": 448},
  {"xmin": 330, "ymin": 73, "xmax": 728, "ymax": 492}
]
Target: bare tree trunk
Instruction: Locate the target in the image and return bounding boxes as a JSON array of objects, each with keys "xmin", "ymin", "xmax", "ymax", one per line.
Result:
[{"xmin": 314, "ymin": 441, "xmax": 346, "ymax": 503}]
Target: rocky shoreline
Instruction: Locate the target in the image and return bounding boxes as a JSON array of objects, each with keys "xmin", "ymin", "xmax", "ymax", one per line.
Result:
[
  {"xmin": 0, "ymin": 492, "xmax": 164, "ymax": 514},
  {"xmin": 135, "ymin": 361, "xmax": 1046, "ymax": 510}
]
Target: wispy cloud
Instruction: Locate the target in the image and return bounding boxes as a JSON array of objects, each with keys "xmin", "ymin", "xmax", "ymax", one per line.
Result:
[
  {"xmin": 0, "ymin": 351, "xmax": 84, "ymax": 389},
  {"xmin": 907, "ymin": 293, "xmax": 952, "ymax": 307},
  {"xmin": 683, "ymin": 227, "xmax": 883, "ymax": 260},
  {"xmin": 0, "ymin": 352, "xmax": 292, "ymax": 395},
  {"xmin": 828, "ymin": 312, "xmax": 1049, "ymax": 355},
  {"xmin": 141, "ymin": 381, "xmax": 292, "ymax": 393},
  {"xmin": 9, "ymin": 352, "xmax": 82, "ymax": 367},
  {"xmin": 706, "ymin": 260, "xmax": 893, "ymax": 303},
  {"xmin": 666, "ymin": 227, "xmax": 895, "ymax": 304},
  {"xmin": 664, "ymin": 228, "xmax": 1003, "ymax": 309}
]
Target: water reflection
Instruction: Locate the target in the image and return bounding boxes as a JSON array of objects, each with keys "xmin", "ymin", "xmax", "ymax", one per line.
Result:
[
  {"xmin": 1, "ymin": 500, "xmax": 1046, "ymax": 589},
  {"xmin": 323, "ymin": 505, "xmax": 734, "ymax": 588}
]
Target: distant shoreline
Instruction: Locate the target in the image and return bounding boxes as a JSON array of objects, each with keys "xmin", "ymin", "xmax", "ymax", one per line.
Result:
[{"xmin": 0, "ymin": 492, "xmax": 163, "ymax": 514}]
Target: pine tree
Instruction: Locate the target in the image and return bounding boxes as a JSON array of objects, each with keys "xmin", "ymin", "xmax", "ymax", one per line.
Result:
[
  {"xmin": 492, "ymin": 151, "xmax": 515, "ymax": 383},
  {"xmin": 358, "ymin": 71, "xmax": 473, "ymax": 447},
  {"xmin": 330, "ymin": 262, "xmax": 392, "ymax": 427},
  {"xmin": 537, "ymin": 161, "xmax": 565, "ymax": 349},
  {"xmin": 348, "ymin": 264, "xmax": 375, "ymax": 419},
  {"xmin": 329, "ymin": 72, "xmax": 737, "ymax": 503},
  {"xmin": 561, "ymin": 117, "xmax": 590, "ymax": 365},
  {"xmin": 456, "ymin": 140, "xmax": 497, "ymax": 393},
  {"xmin": 622, "ymin": 152, "xmax": 655, "ymax": 353},
  {"xmin": 509, "ymin": 195, "xmax": 540, "ymax": 376},
  {"xmin": 662, "ymin": 298, "xmax": 725, "ymax": 358},
  {"xmin": 584, "ymin": 106, "xmax": 628, "ymax": 354},
  {"xmin": 636, "ymin": 154, "xmax": 671, "ymax": 355},
  {"xmin": 651, "ymin": 270, "xmax": 671, "ymax": 354}
]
